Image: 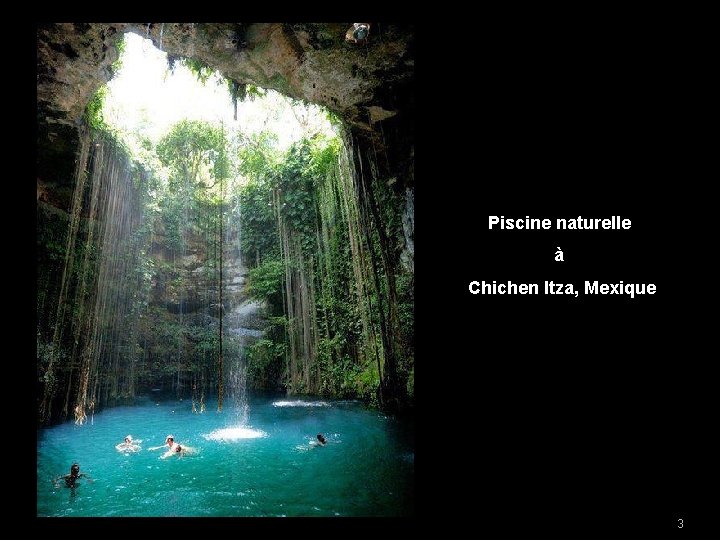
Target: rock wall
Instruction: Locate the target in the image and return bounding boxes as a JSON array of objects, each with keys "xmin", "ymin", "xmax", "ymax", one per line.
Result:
[
  {"xmin": 148, "ymin": 226, "xmax": 265, "ymax": 335},
  {"xmin": 38, "ymin": 23, "xmax": 412, "ymax": 136}
]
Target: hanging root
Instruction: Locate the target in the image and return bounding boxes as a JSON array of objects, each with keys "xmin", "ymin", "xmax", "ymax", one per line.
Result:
[{"xmin": 74, "ymin": 404, "xmax": 87, "ymax": 425}]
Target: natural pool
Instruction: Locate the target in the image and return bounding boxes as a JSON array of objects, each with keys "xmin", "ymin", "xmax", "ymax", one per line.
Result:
[{"xmin": 37, "ymin": 396, "xmax": 414, "ymax": 517}]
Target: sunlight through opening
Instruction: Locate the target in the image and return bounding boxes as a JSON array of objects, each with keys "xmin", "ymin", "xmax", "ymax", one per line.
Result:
[{"xmin": 102, "ymin": 32, "xmax": 337, "ymax": 159}]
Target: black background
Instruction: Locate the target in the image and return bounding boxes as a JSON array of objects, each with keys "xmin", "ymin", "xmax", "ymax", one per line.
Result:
[
  {"xmin": 19, "ymin": 10, "xmax": 713, "ymax": 534},
  {"xmin": 419, "ymin": 10, "xmax": 712, "ymax": 534}
]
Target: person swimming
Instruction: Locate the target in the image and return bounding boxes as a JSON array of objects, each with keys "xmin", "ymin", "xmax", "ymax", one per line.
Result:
[
  {"xmin": 148, "ymin": 434, "xmax": 194, "ymax": 458},
  {"xmin": 161, "ymin": 440, "xmax": 197, "ymax": 459},
  {"xmin": 163, "ymin": 443, "xmax": 184, "ymax": 458},
  {"xmin": 115, "ymin": 434, "xmax": 141, "ymax": 452},
  {"xmin": 148, "ymin": 434, "xmax": 176, "ymax": 451},
  {"xmin": 315, "ymin": 433, "xmax": 327, "ymax": 446},
  {"xmin": 53, "ymin": 463, "xmax": 92, "ymax": 488}
]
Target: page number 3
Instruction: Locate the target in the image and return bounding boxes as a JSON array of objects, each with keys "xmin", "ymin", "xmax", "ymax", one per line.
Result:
[{"xmin": 677, "ymin": 518, "xmax": 684, "ymax": 528}]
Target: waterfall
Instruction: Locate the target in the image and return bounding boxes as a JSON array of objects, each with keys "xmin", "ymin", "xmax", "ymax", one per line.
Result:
[
  {"xmin": 205, "ymin": 189, "xmax": 258, "ymax": 436},
  {"xmin": 226, "ymin": 190, "xmax": 250, "ymax": 426},
  {"xmin": 229, "ymin": 347, "xmax": 249, "ymax": 426}
]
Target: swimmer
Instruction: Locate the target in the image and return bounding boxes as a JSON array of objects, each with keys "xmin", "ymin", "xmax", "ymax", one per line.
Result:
[
  {"xmin": 161, "ymin": 441, "xmax": 197, "ymax": 459},
  {"xmin": 311, "ymin": 433, "xmax": 327, "ymax": 447},
  {"xmin": 115, "ymin": 434, "xmax": 141, "ymax": 452},
  {"xmin": 53, "ymin": 463, "xmax": 92, "ymax": 488},
  {"xmin": 148, "ymin": 434, "xmax": 176, "ymax": 451}
]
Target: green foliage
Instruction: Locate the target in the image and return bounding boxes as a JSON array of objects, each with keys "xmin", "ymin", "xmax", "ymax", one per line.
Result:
[
  {"xmin": 110, "ymin": 35, "xmax": 126, "ymax": 76},
  {"xmin": 246, "ymin": 338, "xmax": 286, "ymax": 390},
  {"xmin": 155, "ymin": 120, "xmax": 230, "ymax": 254},
  {"xmin": 179, "ymin": 57, "xmax": 215, "ymax": 84},
  {"xmin": 237, "ymin": 133, "xmax": 339, "ymax": 267},
  {"xmin": 356, "ymin": 362, "xmax": 381, "ymax": 403},
  {"xmin": 237, "ymin": 178, "xmax": 278, "ymax": 263},
  {"xmin": 273, "ymin": 135, "xmax": 339, "ymax": 255},
  {"xmin": 158, "ymin": 195, "xmax": 185, "ymax": 252},
  {"xmin": 84, "ymin": 86, "xmax": 109, "ymax": 130},
  {"xmin": 237, "ymin": 129, "xmax": 407, "ymax": 403},
  {"xmin": 247, "ymin": 258, "xmax": 284, "ymax": 308},
  {"xmin": 157, "ymin": 119, "xmax": 229, "ymax": 183},
  {"xmin": 324, "ymin": 109, "xmax": 343, "ymax": 129},
  {"xmin": 309, "ymin": 135, "xmax": 341, "ymax": 175},
  {"xmin": 316, "ymin": 336, "xmax": 355, "ymax": 395},
  {"xmin": 396, "ymin": 271, "xmax": 414, "ymax": 377},
  {"xmin": 246, "ymin": 84, "xmax": 266, "ymax": 100},
  {"xmin": 227, "ymin": 81, "xmax": 267, "ymax": 102},
  {"xmin": 235, "ymin": 131, "xmax": 281, "ymax": 263},
  {"xmin": 238, "ymin": 131, "xmax": 279, "ymax": 178}
]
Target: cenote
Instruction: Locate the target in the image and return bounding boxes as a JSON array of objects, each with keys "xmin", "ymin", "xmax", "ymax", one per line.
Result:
[
  {"xmin": 37, "ymin": 24, "xmax": 414, "ymax": 517},
  {"xmin": 37, "ymin": 396, "xmax": 414, "ymax": 516}
]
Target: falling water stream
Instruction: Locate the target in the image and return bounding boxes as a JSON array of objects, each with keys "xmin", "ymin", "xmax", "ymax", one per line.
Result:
[{"xmin": 207, "ymin": 208, "xmax": 258, "ymax": 439}]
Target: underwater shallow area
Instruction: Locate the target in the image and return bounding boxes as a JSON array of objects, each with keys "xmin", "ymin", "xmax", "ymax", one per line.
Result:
[{"xmin": 37, "ymin": 395, "xmax": 414, "ymax": 517}]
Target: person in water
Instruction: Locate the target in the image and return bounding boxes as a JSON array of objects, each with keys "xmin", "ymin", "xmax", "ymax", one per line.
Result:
[
  {"xmin": 163, "ymin": 443, "xmax": 186, "ymax": 459},
  {"xmin": 149, "ymin": 434, "xmax": 176, "ymax": 451},
  {"xmin": 149, "ymin": 435, "xmax": 194, "ymax": 458},
  {"xmin": 116, "ymin": 434, "xmax": 141, "ymax": 452},
  {"xmin": 54, "ymin": 463, "xmax": 92, "ymax": 488},
  {"xmin": 316, "ymin": 433, "xmax": 327, "ymax": 446},
  {"xmin": 161, "ymin": 439, "xmax": 196, "ymax": 459}
]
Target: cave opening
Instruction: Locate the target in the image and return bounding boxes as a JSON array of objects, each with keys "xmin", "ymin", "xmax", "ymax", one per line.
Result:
[
  {"xmin": 37, "ymin": 25, "xmax": 414, "ymax": 428},
  {"xmin": 37, "ymin": 21, "xmax": 414, "ymax": 518}
]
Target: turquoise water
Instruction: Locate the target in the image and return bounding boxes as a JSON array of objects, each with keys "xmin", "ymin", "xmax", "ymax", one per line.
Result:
[{"xmin": 37, "ymin": 395, "xmax": 413, "ymax": 517}]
